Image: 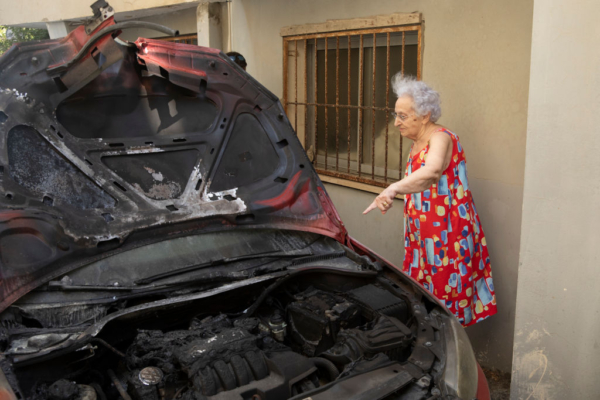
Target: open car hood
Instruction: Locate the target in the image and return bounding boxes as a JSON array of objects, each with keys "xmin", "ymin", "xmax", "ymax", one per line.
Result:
[{"xmin": 0, "ymin": 17, "xmax": 347, "ymax": 312}]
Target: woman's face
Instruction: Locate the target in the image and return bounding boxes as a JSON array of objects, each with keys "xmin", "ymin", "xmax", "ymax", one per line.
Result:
[{"xmin": 394, "ymin": 96, "xmax": 426, "ymax": 140}]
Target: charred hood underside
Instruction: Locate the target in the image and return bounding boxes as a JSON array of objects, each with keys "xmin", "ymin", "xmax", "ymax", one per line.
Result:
[{"xmin": 0, "ymin": 16, "xmax": 346, "ymax": 311}]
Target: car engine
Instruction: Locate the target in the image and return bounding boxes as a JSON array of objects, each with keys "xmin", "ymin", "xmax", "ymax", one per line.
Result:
[
  {"xmin": 125, "ymin": 316, "xmax": 317, "ymax": 400},
  {"xmin": 120, "ymin": 284, "xmax": 414, "ymax": 400},
  {"xmin": 1, "ymin": 276, "xmax": 446, "ymax": 400}
]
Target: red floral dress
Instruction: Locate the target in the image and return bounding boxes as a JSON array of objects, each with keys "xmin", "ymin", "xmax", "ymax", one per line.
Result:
[{"xmin": 403, "ymin": 128, "xmax": 497, "ymax": 326}]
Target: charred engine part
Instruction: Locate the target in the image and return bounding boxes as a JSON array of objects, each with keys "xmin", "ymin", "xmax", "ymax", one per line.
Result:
[
  {"xmin": 138, "ymin": 366, "xmax": 163, "ymax": 386},
  {"xmin": 337, "ymin": 353, "xmax": 392, "ymax": 379},
  {"xmin": 256, "ymin": 310, "xmax": 287, "ymax": 342},
  {"xmin": 125, "ymin": 314, "xmax": 317, "ymax": 400},
  {"xmin": 309, "ymin": 357, "xmax": 339, "ymax": 381},
  {"xmin": 322, "ymin": 315, "xmax": 413, "ymax": 365},
  {"xmin": 267, "ymin": 312, "xmax": 287, "ymax": 342},
  {"xmin": 36, "ymin": 379, "xmax": 98, "ymax": 400},
  {"xmin": 49, "ymin": 380, "xmax": 79, "ymax": 400},
  {"xmin": 286, "ymin": 288, "xmax": 361, "ymax": 357},
  {"xmin": 7, "ymin": 333, "xmax": 73, "ymax": 356},
  {"xmin": 107, "ymin": 369, "xmax": 131, "ymax": 400},
  {"xmin": 346, "ymin": 284, "xmax": 409, "ymax": 322}
]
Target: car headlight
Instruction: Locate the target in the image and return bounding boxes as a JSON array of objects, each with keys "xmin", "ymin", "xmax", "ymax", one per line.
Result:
[{"xmin": 442, "ymin": 315, "xmax": 479, "ymax": 399}]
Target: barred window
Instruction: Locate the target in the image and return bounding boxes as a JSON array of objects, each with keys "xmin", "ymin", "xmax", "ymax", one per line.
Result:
[{"xmin": 283, "ymin": 23, "xmax": 422, "ymax": 188}]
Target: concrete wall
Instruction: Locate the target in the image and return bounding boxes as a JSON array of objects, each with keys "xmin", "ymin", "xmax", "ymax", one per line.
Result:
[
  {"xmin": 511, "ymin": 1, "xmax": 600, "ymax": 398},
  {"xmin": 231, "ymin": 0, "xmax": 533, "ymax": 372},
  {"xmin": 0, "ymin": 0, "xmax": 199, "ymax": 25},
  {"xmin": 118, "ymin": 9, "xmax": 198, "ymax": 42},
  {"xmin": 324, "ymin": 183, "xmax": 405, "ymax": 265}
]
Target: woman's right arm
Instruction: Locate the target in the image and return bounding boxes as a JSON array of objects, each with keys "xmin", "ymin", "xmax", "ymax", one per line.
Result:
[
  {"xmin": 389, "ymin": 132, "xmax": 452, "ymax": 195},
  {"xmin": 363, "ymin": 131, "xmax": 452, "ymax": 214}
]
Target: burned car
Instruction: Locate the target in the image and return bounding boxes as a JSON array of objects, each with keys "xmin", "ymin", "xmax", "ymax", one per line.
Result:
[{"xmin": 0, "ymin": 3, "xmax": 490, "ymax": 400}]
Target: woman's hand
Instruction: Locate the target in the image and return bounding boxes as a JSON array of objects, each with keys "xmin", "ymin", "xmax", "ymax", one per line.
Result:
[{"xmin": 363, "ymin": 186, "xmax": 397, "ymax": 215}]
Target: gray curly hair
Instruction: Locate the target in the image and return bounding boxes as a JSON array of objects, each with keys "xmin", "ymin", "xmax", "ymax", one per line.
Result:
[{"xmin": 391, "ymin": 74, "xmax": 442, "ymax": 123}]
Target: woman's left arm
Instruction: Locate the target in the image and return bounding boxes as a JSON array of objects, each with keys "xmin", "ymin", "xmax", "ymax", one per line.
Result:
[{"xmin": 363, "ymin": 132, "xmax": 452, "ymax": 214}]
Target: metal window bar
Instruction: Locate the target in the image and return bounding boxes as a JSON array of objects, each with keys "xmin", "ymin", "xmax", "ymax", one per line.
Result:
[
  {"xmin": 335, "ymin": 36, "xmax": 340, "ymax": 171},
  {"xmin": 347, "ymin": 35, "xmax": 351, "ymax": 174},
  {"xmin": 400, "ymin": 31, "xmax": 405, "ymax": 177},
  {"xmin": 324, "ymin": 36, "xmax": 329, "ymax": 170},
  {"xmin": 283, "ymin": 24, "xmax": 422, "ymax": 188},
  {"xmin": 358, "ymin": 34, "xmax": 363, "ymax": 178},
  {"xmin": 385, "ymin": 32, "xmax": 390, "ymax": 183}
]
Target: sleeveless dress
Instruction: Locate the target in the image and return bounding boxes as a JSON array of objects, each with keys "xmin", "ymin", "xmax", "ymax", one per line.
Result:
[{"xmin": 403, "ymin": 128, "xmax": 497, "ymax": 326}]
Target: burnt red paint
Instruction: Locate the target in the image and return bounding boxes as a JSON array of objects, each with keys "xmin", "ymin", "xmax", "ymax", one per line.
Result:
[
  {"xmin": 46, "ymin": 17, "xmax": 117, "ymax": 71},
  {"xmin": 476, "ymin": 363, "xmax": 491, "ymax": 400},
  {"xmin": 256, "ymin": 171, "xmax": 304, "ymax": 207},
  {"xmin": 0, "ymin": 388, "xmax": 16, "ymax": 400}
]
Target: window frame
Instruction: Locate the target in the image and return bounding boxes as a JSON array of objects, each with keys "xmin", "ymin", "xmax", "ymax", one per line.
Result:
[{"xmin": 282, "ymin": 16, "xmax": 422, "ymax": 191}]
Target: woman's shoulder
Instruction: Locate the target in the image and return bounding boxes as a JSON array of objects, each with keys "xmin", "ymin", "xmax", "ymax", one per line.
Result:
[
  {"xmin": 432, "ymin": 127, "xmax": 465, "ymax": 156},
  {"xmin": 432, "ymin": 126, "xmax": 457, "ymax": 140},
  {"xmin": 430, "ymin": 127, "xmax": 455, "ymax": 145}
]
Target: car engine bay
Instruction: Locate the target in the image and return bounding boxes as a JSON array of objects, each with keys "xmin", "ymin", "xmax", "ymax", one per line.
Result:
[{"xmin": 0, "ymin": 263, "xmax": 449, "ymax": 400}]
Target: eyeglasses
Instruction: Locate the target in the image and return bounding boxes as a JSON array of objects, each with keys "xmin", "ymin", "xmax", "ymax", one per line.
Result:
[{"xmin": 391, "ymin": 112, "xmax": 412, "ymax": 121}]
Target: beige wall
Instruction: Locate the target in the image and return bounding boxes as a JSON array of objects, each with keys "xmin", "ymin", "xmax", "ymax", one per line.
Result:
[
  {"xmin": 233, "ymin": 0, "xmax": 533, "ymax": 372},
  {"xmin": 0, "ymin": 0, "xmax": 199, "ymax": 25},
  {"xmin": 324, "ymin": 183, "xmax": 405, "ymax": 265},
  {"xmin": 512, "ymin": 1, "xmax": 600, "ymax": 398},
  {"xmin": 118, "ymin": 9, "xmax": 198, "ymax": 42}
]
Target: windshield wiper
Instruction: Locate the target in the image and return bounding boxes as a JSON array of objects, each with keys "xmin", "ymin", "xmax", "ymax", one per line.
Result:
[
  {"xmin": 133, "ymin": 248, "xmax": 313, "ymax": 285},
  {"xmin": 45, "ymin": 249, "xmax": 351, "ymax": 293},
  {"xmin": 47, "ymin": 270, "xmax": 252, "ymax": 292}
]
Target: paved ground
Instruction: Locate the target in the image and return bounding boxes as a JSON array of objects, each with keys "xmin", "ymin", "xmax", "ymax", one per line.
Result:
[{"xmin": 482, "ymin": 367, "xmax": 511, "ymax": 400}]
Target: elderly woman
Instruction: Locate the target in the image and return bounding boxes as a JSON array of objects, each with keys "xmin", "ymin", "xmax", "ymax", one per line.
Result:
[{"xmin": 363, "ymin": 75, "xmax": 497, "ymax": 327}]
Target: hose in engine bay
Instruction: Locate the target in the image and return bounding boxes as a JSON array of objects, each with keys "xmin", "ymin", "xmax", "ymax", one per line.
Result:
[{"xmin": 237, "ymin": 267, "xmax": 377, "ymax": 318}]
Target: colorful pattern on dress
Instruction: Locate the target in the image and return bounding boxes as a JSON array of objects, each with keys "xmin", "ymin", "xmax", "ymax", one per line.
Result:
[{"xmin": 403, "ymin": 129, "xmax": 497, "ymax": 326}]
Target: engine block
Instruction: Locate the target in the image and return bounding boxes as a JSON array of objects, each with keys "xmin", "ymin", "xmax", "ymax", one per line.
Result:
[{"xmin": 125, "ymin": 315, "xmax": 316, "ymax": 400}]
